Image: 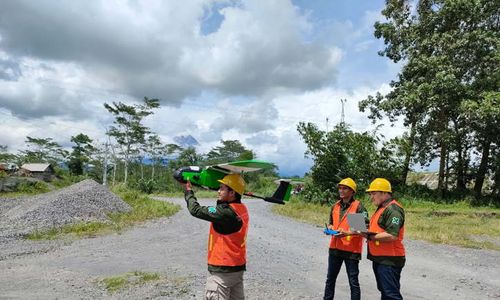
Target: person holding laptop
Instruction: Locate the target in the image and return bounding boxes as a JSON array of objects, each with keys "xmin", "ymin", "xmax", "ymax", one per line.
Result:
[
  {"xmin": 365, "ymin": 178, "xmax": 405, "ymax": 300},
  {"xmin": 323, "ymin": 178, "xmax": 369, "ymax": 300}
]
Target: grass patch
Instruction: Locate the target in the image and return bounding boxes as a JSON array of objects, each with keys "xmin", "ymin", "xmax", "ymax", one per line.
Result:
[
  {"xmin": 403, "ymin": 200, "xmax": 500, "ymax": 250},
  {"xmin": 26, "ymin": 186, "xmax": 181, "ymax": 240},
  {"xmin": 273, "ymin": 197, "xmax": 500, "ymax": 251},
  {"xmin": 272, "ymin": 197, "xmax": 331, "ymax": 226},
  {"xmin": 28, "ymin": 222, "xmax": 110, "ymax": 240},
  {"xmin": 0, "ymin": 180, "xmax": 51, "ymax": 198},
  {"xmin": 101, "ymin": 271, "xmax": 161, "ymax": 293}
]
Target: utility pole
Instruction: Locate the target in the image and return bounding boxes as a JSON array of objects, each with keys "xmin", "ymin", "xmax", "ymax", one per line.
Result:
[
  {"xmin": 340, "ymin": 98, "xmax": 346, "ymax": 126},
  {"xmin": 326, "ymin": 117, "xmax": 329, "ymax": 132}
]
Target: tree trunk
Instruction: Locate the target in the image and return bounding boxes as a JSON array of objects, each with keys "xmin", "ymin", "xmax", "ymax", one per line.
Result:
[
  {"xmin": 401, "ymin": 125, "xmax": 416, "ymax": 185},
  {"xmin": 474, "ymin": 139, "xmax": 491, "ymax": 199},
  {"xmin": 124, "ymin": 160, "xmax": 129, "ymax": 184},
  {"xmin": 455, "ymin": 135, "xmax": 467, "ymax": 191},
  {"xmin": 493, "ymin": 165, "xmax": 500, "ymax": 203},
  {"xmin": 112, "ymin": 159, "xmax": 117, "ymax": 186},
  {"xmin": 438, "ymin": 141, "xmax": 447, "ymax": 198},
  {"xmin": 445, "ymin": 150, "xmax": 450, "ymax": 191}
]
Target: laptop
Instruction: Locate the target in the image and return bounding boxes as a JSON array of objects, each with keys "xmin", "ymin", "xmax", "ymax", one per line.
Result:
[{"xmin": 347, "ymin": 213, "xmax": 375, "ymax": 234}]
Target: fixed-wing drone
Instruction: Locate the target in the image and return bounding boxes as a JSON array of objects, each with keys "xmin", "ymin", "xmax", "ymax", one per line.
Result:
[{"xmin": 173, "ymin": 159, "xmax": 291, "ymax": 204}]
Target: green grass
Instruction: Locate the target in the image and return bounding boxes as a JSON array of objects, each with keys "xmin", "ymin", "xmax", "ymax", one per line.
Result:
[
  {"xmin": 0, "ymin": 181, "xmax": 51, "ymax": 197},
  {"xmin": 27, "ymin": 186, "xmax": 181, "ymax": 240},
  {"xmin": 273, "ymin": 197, "xmax": 500, "ymax": 251},
  {"xmin": 101, "ymin": 271, "xmax": 161, "ymax": 293},
  {"xmin": 402, "ymin": 200, "xmax": 500, "ymax": 249},
  {"xmin": 272, "ymin": 197, "xmax": 331, "ymax": 226}
]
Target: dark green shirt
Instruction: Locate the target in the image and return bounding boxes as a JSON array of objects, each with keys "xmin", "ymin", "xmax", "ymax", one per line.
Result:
[
  {"xmin": 328, "ymin": 197, "xmax": 369, "ymax": 260},
  {"xmin": 184, "ymin": 190, "xmax": 246, "ymax": 273},
  {"xmin": 367, "ymin": 198, "xmax": 406, "ymax": 267}
]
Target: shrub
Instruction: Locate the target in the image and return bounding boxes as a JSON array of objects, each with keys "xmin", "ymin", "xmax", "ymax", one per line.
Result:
[{"xmin": 16, "ymin": 181, "xmax": 50, "ymax": 194}]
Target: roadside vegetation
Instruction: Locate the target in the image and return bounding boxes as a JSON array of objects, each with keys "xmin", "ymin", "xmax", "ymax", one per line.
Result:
[
  {"xmin": 100, "ymin": 271, "xmax": 162, "ymax": 293},
  {"xmin": 274, "ymin": 192, "xmax": 500, "ymax": 251},
  {"xmin": 99, "ymin": 271, "xmax": 190, "ymax": 296},
  {"xmin": 1, "ymin": 180, "xmax": 51, "ymax": 197}
]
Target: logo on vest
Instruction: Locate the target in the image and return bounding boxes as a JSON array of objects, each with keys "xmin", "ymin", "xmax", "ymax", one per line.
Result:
[
  {"xmin": 391, "ymin": 217, "xmax": 400, "ymax": 225},
  {"xmin": 208, "ymin": 207, "xmax": 217, "ymax": 214}
]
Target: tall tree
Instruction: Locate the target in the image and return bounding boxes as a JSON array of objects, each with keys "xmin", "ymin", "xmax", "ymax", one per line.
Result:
[
  {"xmin": 143, "ymin": 134, "xmax": 177, "ymax": 179},
  {"xmin": 104, "ymin": 97, "xmax": 160, "ymax": 184},
  {"xmin": 68, "ymin": 133, "xmax": 95, "ymax": 176},
  {"xmin": 21, "ymin": 136, "xmax": 67, "ymax": 165},
  {"xmin": 462, "ymin": 92, "xmax": 500, "ymax": 199},
  {"xmin": 361, "ymin": 0, "xmax": 499, "ymax": 197}
]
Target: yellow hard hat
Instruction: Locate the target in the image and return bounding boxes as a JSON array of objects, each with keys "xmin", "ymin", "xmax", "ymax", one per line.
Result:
[
  {"xmin": 366, "ymin": 178, "xmax": 392, "ymax": 193},
  {"xmin": 218, "ymin": 174, "xmax": 245, "ymax": 195},
  {"xmin": 338, "ymin": 177, "xmax": 357, "ymax": 193}
]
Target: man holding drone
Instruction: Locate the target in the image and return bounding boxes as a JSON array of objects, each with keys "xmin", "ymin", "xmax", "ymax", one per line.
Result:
[{"xmin": 182, "ymin": 173, "xmax": 249, "ymax": 300}]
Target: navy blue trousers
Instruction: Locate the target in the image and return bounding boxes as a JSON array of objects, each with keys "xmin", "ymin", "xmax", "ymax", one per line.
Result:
[
  {"xmin": 323, "ymin": 253, "xmax": 360, "ymax": 300},
  {"xmin": 372, "ymin": 262, "xmax": 403, "ymax": 300}
]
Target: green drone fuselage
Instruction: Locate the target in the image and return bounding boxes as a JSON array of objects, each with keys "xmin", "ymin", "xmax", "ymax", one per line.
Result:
[{"xmin": 173, "ymin": 166, "xmax": 226, "ymax": 190}]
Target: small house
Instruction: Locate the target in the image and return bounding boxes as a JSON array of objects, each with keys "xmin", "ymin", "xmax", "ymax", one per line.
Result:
[{"xmin": 20, "ymin": 163, "xmax": 56, "ymax": 181}]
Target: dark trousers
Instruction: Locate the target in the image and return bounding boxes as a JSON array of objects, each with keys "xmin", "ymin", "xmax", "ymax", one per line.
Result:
[
  {"xmin": 372, "ymin": 262, "xmax": 403, "ymax": 300},
  {"xmin": 323, "ymin": 253, "xmax": 360, "ymax": 300}
]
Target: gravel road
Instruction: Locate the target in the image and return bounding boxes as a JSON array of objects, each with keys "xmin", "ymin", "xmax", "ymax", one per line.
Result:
[{"xmin": 0, "ymin": 197, "xmax": 499, "ymax": 299}]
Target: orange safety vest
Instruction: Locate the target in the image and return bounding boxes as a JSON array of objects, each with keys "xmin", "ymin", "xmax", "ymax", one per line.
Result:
[
  {"xmin": 329, "ymin": 200, "xmax": 364, "ymax": 253},
  {"xmin": 368, "ymin": 199, "xmax": 405, "ymax": 257},
  {"xmin": 207, "ymin": 203, "xmax": 249, "ymax": 266}
]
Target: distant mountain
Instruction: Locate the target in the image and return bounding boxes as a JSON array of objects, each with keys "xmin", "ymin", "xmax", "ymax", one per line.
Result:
[{"xmin": 173, "ymin": 135, "xmax": 199, "ymax": 148}]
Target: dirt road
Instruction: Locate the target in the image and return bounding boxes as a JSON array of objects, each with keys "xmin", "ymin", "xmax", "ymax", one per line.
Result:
[{"xmin": 0, "ymin": 197, "xmax": 499, "ymax": 299}]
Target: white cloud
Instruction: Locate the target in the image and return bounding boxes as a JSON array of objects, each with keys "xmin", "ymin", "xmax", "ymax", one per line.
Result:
[{"xmin": 0, "ymin": 0, "xmax": 405, "ymax": 176}]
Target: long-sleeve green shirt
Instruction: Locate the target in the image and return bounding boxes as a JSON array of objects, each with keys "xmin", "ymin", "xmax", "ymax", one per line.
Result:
[{"xmin": 184, "ymin": 190, "xmax": 246, "ymax": 272}]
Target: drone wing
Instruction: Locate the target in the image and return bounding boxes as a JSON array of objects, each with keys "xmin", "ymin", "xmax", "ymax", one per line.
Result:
[{"xmin": 210, "ymin": 159, "xmax": 275, "ymax": 174}]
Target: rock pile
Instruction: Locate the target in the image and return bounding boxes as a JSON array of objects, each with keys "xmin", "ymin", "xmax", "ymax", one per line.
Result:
[{"xmin": 0, "ymin": 179, "xmax": 131, "ymax": 237}]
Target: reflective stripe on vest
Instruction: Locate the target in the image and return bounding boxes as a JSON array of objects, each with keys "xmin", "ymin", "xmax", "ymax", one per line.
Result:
[
  {"xmin": 329, "ymin": 200, "xmax": 364, "ymax": 253},
  {"xmin": 368, "ymin": 199, "xmax": 405, "ymax": 257},
  {"xmin": 207, "ymin": 203, "xmax": 249, "ymax": 266}
]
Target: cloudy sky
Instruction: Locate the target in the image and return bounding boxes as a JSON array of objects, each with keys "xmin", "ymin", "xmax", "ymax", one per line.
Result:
[{"xmin": 0, "ymin": 0, "xmax": 407, "ymax": 176}]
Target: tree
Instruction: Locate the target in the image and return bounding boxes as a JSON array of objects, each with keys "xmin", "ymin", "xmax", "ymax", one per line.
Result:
[
  {"xmin": 297, "ymin": 122, "xmax": 403, "ymax": 193},
  {"xmin": 21, "ymin": 136, "xmax": 67, "ymax": 165},
  {"xmin": 104, "ymin": 97, "xmax": 160, "ymax": 184},
  {"xmin": 68, "ymin": 133, "xmax": 95, "ymax": 176},
  {"xmin": 361, "ymin": 0, "xmax": 499, "ymax": 198},
  {"xmin": 0, "ymin": 145, "xmax": 17, "ymax": 162},
  {"xmin": 205, "ymin": 140, "xmax": 254, "ymax": 165},
  {"xmin": 462, "ymin": 92, "xmax": 500, "ymax": 200},
  {"xmin": 169, "ymin": 147, "xmax": 203, "ymax": 170},
  {"xmin": 142, "ymin": 134, "xmax": 180, "ymax": 179}
]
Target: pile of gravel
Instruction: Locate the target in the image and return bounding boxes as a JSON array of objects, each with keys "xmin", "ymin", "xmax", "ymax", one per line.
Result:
[{"xmin": 0, "ymin": 179, "xmax": 131, "ymax": 238}]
